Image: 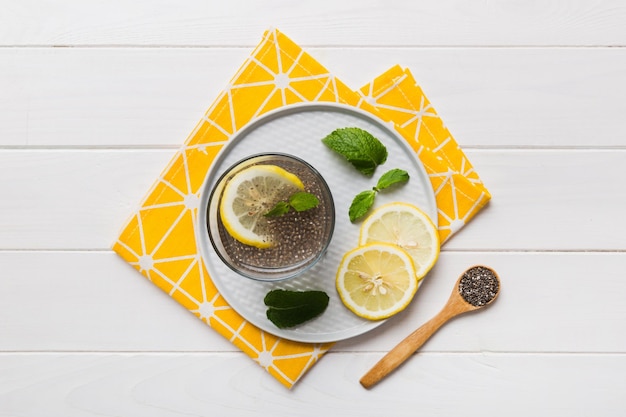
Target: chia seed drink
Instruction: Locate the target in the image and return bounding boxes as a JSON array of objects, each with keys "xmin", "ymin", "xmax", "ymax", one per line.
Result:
[{"xmin": 207, "ymin": 154, "xmax": 335, "ymax": 281}]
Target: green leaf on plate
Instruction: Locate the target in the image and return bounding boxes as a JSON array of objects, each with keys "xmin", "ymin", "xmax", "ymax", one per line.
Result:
[
  {"xmin": 349, "ymin": 190, "xmax": 377, "ymax": 222},
  {"xmin": 322, "ymin": 127, "xmax": 388, "ymax": 176},
  {"xmin": 264, "ymin": 289, "xmax": 330, "ymax": 329},
  {"xmin": 375, "ymin": 168, "xmax": 410, "ymax": 191}
]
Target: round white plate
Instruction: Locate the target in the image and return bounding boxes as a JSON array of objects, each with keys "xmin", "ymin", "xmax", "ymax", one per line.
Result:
[{"xmin": 196, "ymin": 102, "xmax": 437, "ymax": 343}]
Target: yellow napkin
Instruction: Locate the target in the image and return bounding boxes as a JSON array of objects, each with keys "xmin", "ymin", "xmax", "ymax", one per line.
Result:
[
  {"xmin": 113, "ymin": 29, "xmax": 490, "ymax": 389},
  {"xmin": 358, "ymin": 65, "xmax": 491, "ymax": 243}
]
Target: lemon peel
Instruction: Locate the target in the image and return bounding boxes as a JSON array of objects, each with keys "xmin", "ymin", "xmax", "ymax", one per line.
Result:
[
  {"xmin": 219, "ymin": 164, "xmax": 304, "ymax": 248},
  {"xmin": 336, "ymin": 243, "xmax": 418, "ymax": 320},
  {"xmin": 359, "ymin": 202, "xmax": 439, "ymax": 279}
]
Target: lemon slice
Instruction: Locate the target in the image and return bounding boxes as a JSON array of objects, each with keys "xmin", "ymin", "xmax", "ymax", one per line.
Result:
[
  {"xmin": 359, "ymin": 202, "xmax": 440, "ymax": 279},
  {"xmin": 219, "ymin": 164, "xmax": 304, "ymax": 248},
  {"xmin": 336, "ymin": 243, "xmax": 418, "ymax": 320}
]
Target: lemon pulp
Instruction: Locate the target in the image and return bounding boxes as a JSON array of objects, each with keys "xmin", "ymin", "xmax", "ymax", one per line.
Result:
[
  {"xmin": 219, "ymin": 164, "xmax": 304, "ymax": 248},
  {"xmin": 336, "ymin": 243, "xmax": 418, "ymax": 320},
  {"xmin": 359, "ymin": 202, "xmax": 439, "ymax": 279}
]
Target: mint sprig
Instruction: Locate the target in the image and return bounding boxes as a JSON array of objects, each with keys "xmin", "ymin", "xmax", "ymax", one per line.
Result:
[
  {"xmin": 349, "ymin": 168, "xmax": 410, "ymax": 222},
  {"xmin": 322, "ymin": 127, "xmax": 388, "ymax": 176},
  {"xmin": 264, "ymin": 191, "xmax": 319, "ymax": 217},
  {"xmin": 374, "ymin": 168, "xmax": 410, "ymax": 191},
  {"xmin": 264, "ymin": 289, "xmax": 329, "ymax": 329},
  {"xmin": 348, "ymin": 190, "xmax": 377, "ymax": 222}
]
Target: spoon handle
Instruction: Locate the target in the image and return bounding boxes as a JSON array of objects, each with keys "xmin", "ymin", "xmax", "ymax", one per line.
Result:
[{"xmin": 360, "ymin": 307, "xmax": 456, "ymax": 388}]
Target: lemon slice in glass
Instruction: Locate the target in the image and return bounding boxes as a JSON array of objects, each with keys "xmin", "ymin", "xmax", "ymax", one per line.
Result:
[
  {"xmin": 219, "ymin": 164, "xmax": 304, "ymax": 248},
  {"xmin": 336, "ymin": 243, "xmax": 418, "ymax": 320},
  {"xmin": 359, "ymin": 202, "xmax": 440, "ymax": 279}
]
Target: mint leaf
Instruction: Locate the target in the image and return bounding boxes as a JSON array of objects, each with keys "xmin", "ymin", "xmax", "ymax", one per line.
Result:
[
  {"xmin": 375, "ymin": 169, "xmax": 410, "ymax": 191},
  {"xmin": 264, "ymin": 201, "xmax": 291, "ymax": 217},
  {"xmin": 322, "ymin": 127, "xmax": 387, "ymax": 176},
  {"xmin": 349, "ymin": 169, "xmax": 410, "ymax": 222},
  {"xmin": 264, "ymin": 289, "xmax": 329, "ymax": 329},
  {"xmin": 349, "ymin": 190, "xmax": 376, "ymax": 222},
  {"xmin": 289, "ymin": 192, "xmax": 319, "ymax": 212},
  {"xmin": 265, "ymin": 192, "xmax": 319, "ymax": 217}
]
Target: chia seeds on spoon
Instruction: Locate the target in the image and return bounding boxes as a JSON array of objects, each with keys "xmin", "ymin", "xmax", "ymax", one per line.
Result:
[{"xmin": 458, "ymin": 266, "xmax": 499, "ymax": 307}]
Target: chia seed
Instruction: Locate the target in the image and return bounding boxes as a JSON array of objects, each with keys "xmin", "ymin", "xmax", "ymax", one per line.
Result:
[
  {"xmin": 458, "ymin": 266, "xmax": 499, "ymax": 307},
  {"xmin": 215, "ymin": 157, "xmax": 333, "ymax": 275}
]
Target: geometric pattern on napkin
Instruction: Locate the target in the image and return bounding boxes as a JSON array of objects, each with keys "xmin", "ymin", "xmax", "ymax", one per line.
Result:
[
  {"xmin": 113, "ymin": 28, "xmax": 490, "ymax": 388},
  {"xmin": 358, "ymin": 66, "xmax": 491, "ymax": 242}
]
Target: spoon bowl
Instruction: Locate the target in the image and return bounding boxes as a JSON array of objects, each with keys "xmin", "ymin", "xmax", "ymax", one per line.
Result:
[{"xmin": 360, "ymin": 265, "xmax": 500, "ymax": 388}]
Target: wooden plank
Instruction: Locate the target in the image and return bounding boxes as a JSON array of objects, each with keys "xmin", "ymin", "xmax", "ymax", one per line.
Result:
[
  {"xmin": 0, "ymin": 352, "xmax": 624, "ymax": 416},
  {"xmin": 2, "ymin": 0, "xmax": 626, "ymax": 46},
  {"xmin": 0, "ymin": 149, "xmax": 624, "ymax": 250},
  {"xmin": 0, "ymin": 149, "xmax": 173, "ymax": 249},
  {"xmin": 1, "ymin": 48, "xmax": 625, "ymax": 147},
  {"xmin": 2, "ymin": 1, "xmax": 622, "ymax": 414},
  {"xmin": 446, "ymin": 149, "xmax": 626, "ymax": 251},
  {"xmin": 0, "ymin": 48, "xmax": 249, "ymax": 147},
  {"xmin": 2, "ymin": 251, "xmax": 625, "ymax": 353}
]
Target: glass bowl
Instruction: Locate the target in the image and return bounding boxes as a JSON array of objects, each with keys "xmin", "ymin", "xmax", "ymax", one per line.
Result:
[{"xmin": 205, "ymin": 153, "xmax": 335, "ymax": 281}]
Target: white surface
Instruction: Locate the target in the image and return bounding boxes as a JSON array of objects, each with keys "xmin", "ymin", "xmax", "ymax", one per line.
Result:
[
  {"xmin": 1, "ymin": 1, "xmax": 626, "ymax": 415},
  {"xmin": 198, "ymin": 103, "xmax": 437, "ymax": 343}
]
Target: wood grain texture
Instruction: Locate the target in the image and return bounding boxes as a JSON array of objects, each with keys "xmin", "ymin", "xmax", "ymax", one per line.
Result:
[
  {"xmin": 1, "ymin": 48, "xmax": 625, "ymax": 147},
  {"xmin": 2, "ymin": 1, "xmax": 625, "ymax": 414},
  {"xmin": 1, "ymin": 353, "xmax": 624, "ymax": 416},
  {"xmin": 0, "ymin": 149, "xmax": 624, "ymax": 250},
  {"xmin": 2, "ymin": 251, "xmax": 625, "ymax": 353},
  {"xmin": 2, "ymin": 0, "xmax": 626, "ymax": 46}
]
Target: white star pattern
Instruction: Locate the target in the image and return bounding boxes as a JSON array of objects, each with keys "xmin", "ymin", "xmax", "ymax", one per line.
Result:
[
  {"xmin": 115, "ymin": 29, "xmax": 340, "ymax": 388},
  {"xmin": 357, "ymin": 69, "xmax": 490, "ymax": 242}
]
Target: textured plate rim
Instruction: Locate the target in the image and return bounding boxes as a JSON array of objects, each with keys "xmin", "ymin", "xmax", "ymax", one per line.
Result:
[{"xmin": 196, "ymin": 102, "xmax": 437, "ymax": 343}]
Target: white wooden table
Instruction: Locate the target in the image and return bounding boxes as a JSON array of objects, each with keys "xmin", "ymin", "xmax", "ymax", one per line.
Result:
[{"xmin": 2, "ymin": 1, "xmax": 625, "ymax": 415}]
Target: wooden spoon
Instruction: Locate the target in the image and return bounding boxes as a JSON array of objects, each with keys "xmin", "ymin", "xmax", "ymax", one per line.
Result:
[{"xmin": 360, "ymin": 265, "xmax": 500, "ymax": 389}]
